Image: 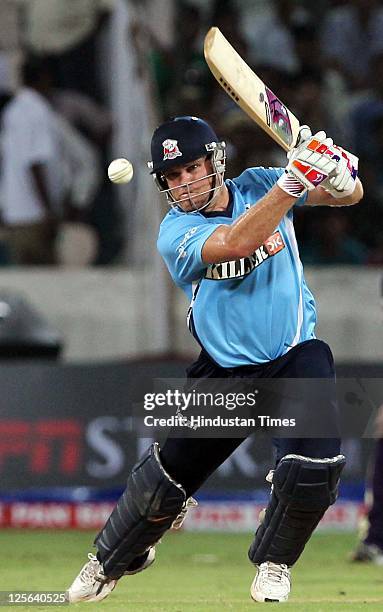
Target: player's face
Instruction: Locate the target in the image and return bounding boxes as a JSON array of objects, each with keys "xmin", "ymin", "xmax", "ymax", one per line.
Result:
[{"xmin": 163, "ymin": 157, "xmax": 215, "ymax": 212}]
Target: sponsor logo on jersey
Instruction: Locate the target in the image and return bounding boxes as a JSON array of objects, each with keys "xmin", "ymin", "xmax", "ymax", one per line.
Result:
[
  {"xmin": 264, "ymin": 231, "xmax": 285, "ymax": 255},
  {"xmin": 176, "ymin": 226, "xmax": 198, "ymax": 260},
  {"xmin": 205, "ymin": 231, "xmax": 285, "ymax": 280},
  {"xmin": 162, "ymin": 139, "xmax": 182, "ymax": 161}
]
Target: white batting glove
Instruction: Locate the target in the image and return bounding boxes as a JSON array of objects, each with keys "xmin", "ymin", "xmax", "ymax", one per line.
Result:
[
  {"xmin": 322, "ymin": 146, "xmax": 359, "ymax": 198},
  {"xmin": 277, "ymin": 125, "xmax": 312, "ymax": 197},
  {"xmin": 277, "ymin": 127, "xmax": 340, "ymax": 197}
]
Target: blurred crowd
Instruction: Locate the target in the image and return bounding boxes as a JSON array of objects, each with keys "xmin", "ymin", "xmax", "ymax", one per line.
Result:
[
  {"xmin": 0, "ymin": 0, "xmax": 382, "ymax": 266},
  {"xmin": 0, "ymin": 0, "xmax": 121, "ymax": 266}
]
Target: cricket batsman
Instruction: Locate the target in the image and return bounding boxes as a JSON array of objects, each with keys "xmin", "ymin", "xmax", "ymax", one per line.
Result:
[{"xmin": 67, "ymin": 116, "xmax": 363, "ymax": 603}]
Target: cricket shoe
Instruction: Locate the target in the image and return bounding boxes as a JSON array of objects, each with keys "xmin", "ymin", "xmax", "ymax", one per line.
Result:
[
  {"xmin": 250, "ymin": 561, "xmax": 291, "ymax": 603},
  {"xmin": 350, "ymin": 542, "xmax": 383, "ymax": 565},
  {"xmin": 66, "ymin": 548, "xmax": 156, "ymax": 603}
]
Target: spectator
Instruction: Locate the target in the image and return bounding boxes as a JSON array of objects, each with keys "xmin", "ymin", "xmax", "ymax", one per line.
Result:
[
  {"xmin": 298, "ymin": 209, "xmax": 368, "ymax": 265},
  {"xmin": 49, "ymin": 81, "xmax": 122, "ymax": 265},
  {"xmin": 320, "ymin": 0, "xmax": 383, "ymax": 91},
  {"xmin": 0, "ymin": 56, "xmax": 100, "ymax": 265},
  {"xmin": 211, "ymin": 0, "xmax": 248, "ymax": 56},
  {"xmin": 292, "ymin": 23, "xmax": 352, "ymax": 146},
  {"xmin": 349, "ymin": 55, "xmax": 383, "ymax": 199},
  {"xmin": 218, "ymin": 112, "xmax": 285, "ymax": 178},
  {"xmin": 0, "ymin": 92, "xmax": 13, "ymax": 265},
  {"xmin": 20, "ymin": 0, "xmax": 115, "ymax": 100},
  {"xmin": 0, "ymin": 0, "xmax": 22, "ymax": 93},
  {"xmin": 52, "ymin": 88, "xmax": 112, "ymax": 147},
  {"xmin": 235, "ymin": 0, "xmax": 303, "ymax": 74},
  {"xmin": 160, "ymin": 2, "xmax": 210, "ymax": 117},
  {"xmin": 350, "ymin": 435, "xmax": 383, "ymax": 564},
  {"xmin": 291, "ymin": 68, "xmax": 331, "ymax": 135}
]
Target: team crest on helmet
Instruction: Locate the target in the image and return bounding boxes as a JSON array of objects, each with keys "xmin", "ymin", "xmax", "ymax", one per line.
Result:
[{"xmin": 162, "ymin": 139, "xmax": 182, "ymax": 161}]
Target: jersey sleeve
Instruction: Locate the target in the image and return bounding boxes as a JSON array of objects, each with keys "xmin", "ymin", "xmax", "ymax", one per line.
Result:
[{"xmin": 157, "ymin": 215, "xmax": 218, "ymax": 285}]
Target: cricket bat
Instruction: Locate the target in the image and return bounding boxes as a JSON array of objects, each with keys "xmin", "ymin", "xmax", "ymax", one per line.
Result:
[{"xmin": 204, "ymin": 27, "xmax": 300, "ymax": 152}]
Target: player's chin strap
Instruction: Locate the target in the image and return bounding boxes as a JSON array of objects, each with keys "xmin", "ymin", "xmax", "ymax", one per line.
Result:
[
  {"xmin": 94, "ymin": 443, "xmax": 198, "ymax": 579},
  {"xmin": 248, "ymin": 454, "xmax": 346, "ymax": 567},
  {"xmin": 153, "ymin": 142, "xmax": 226, "ymax": 213}
]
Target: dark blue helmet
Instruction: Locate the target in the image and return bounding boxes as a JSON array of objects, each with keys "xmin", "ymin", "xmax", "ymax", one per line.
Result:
[
  {"xmin": 149, "ymin": 116, "xmax": 220, "ymax": 175},
  {"xmin": 148, "ymin": 116, "xmax": 226, "ymax": 212}
]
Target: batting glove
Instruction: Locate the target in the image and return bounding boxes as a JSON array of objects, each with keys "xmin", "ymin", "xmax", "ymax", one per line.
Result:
[
  {"xmin": 322, "ymin": 146, "xmax": 359, "ymax": 198},
  {"xmin": 277, "ymin": 127, "xmax": 340, "ymax": 197}
]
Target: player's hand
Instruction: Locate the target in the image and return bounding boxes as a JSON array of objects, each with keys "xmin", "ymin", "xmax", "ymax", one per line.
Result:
[
  {"xmin": 292, "ymin": 125, "xmax": 313, "ymax": 149},
  {"xmin": 322, "ymin": 146, "xmax": 359, "ymax": 198},
  {"xmin": 277, "ymin": 127, "xmax": 341, "ymax": 197}
]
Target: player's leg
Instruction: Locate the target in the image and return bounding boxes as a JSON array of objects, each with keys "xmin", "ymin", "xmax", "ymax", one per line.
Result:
[
  {"xmin": 248, "ymin": 453, "xmax": 345, "ymax": 602},
  {"xmin": 248, "ymin": 339, "xmax": 345, "ymax": 602},
  {"xmin": 66, "ymin": 435, "xmax": 243, "ymax": 603},
  {"xmin": 66, "ymin": 348, "xmax": 235, "ymax": 603},
  {"xmin": 160, "ymin": 436, "xmax": 244, "ymax": 495},
  {"xmin": 363, "ymin": 437, "xmax": 383, "ymax": 551},
  {"xmin": 351, "ymin": 437, "xmax": 383, "ymax": 563}
]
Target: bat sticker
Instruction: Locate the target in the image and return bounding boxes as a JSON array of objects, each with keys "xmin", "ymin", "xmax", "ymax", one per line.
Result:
[{"xmin": 264, "ymin": 87, "xmax": 294, "ymax": 148}]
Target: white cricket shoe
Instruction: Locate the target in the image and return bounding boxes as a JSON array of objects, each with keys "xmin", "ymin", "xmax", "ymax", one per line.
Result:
[
  {"xmin": 66, "ymin": 553, "xmax": 117, "ymax": 603},
  {"xmin": 250, "ymin": 561, "xmax": 291, "ymax": 603},
  {"xmin": 66, "ymin": 548, "xmax": 156, "ymax": 603}
]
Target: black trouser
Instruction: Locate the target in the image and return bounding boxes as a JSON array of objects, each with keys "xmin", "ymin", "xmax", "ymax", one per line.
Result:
[
  {"xmin": 365, "ymin": 438, "xmax": 383, "ymax": 549},
  {"xmin": 161, "ymin": 339, "xmax": 341, "ymax": 497}
]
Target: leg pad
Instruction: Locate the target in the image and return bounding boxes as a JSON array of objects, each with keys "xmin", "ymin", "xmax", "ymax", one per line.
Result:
[
  {"xmin": 248, "ymin": 454, "xmax": 346, "ymax": 566},
  {"xmin": 95, "ymin": 443, "xmax": 186, "ymax": 578}
]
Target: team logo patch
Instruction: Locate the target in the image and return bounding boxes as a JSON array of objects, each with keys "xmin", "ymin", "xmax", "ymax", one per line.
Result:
[
  {"xmin": 162, "ymin": 139, "xmax": 182, "ymax": 161},
  {"xmin": 205, "ymin": 231, "xmax": 285, "ymax": 280}
]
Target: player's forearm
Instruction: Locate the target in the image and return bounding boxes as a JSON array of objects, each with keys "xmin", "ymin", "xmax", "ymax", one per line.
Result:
[
  {"xmin": 306, "ymin": 178, "xmax": 364, "ymax": 207},
  {"xmin": 328, "ymin": 177, "xmax": 364, "ymax": 206},
  {"xmin": 202, "ymin": 185, "xmax": 295, "ymax": 263}
]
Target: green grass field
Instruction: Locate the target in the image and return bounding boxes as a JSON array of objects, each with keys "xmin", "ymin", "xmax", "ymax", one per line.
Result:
[{"xmin": 1, "ymin": 530, "xmax": 383, "ymax": 611}]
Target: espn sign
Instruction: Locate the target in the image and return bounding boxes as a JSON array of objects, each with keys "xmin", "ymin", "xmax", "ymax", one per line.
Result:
[{"xmin": 0, "ymin": 420, "xmax": 82, "ymax": 474}]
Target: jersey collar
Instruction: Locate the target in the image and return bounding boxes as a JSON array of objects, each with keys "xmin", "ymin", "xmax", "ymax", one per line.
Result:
[{"xmin": 201, "ymin": 183, "xmax": 234, "ymax": 218}]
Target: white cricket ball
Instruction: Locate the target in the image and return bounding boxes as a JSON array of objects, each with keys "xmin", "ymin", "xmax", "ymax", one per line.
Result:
[{"xmin": 107, "ymin": 158, "xmax": 134, "ymax": 184}]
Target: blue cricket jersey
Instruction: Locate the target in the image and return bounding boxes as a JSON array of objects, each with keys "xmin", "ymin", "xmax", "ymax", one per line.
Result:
[{"xmin": 157, "ymin": 167, "xmax": 317, "ymax": 367}]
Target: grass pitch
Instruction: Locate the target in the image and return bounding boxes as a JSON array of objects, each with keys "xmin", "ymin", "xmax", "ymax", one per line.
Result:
[{"xmin": 1, "ymin": 530, "xmax": 383, "ymax": 610}]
